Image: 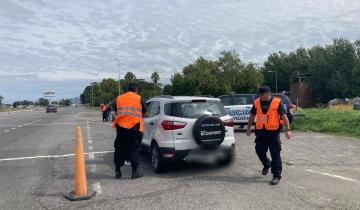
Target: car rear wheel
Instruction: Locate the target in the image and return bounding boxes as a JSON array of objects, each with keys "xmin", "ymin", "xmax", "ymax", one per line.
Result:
[
  {"xmin": 217, "ymin": 150, "xmax": 234, "ymax": 166},
  {"xmin": 151, "ymin": 143, "xmax": 165, "ymax": 173}
]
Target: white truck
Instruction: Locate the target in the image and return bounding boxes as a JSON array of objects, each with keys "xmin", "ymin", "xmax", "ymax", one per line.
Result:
[{"xmin": 218, "ymin": 94, "xmax": 255, "ymax": 129}]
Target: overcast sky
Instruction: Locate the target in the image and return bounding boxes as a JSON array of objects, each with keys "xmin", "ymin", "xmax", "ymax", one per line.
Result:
[{"xmin": 1, "ymin": 0, "xmax": 360, "ymax": 103}]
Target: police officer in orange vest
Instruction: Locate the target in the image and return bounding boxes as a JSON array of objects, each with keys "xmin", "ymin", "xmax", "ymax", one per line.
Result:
[
  {"xmin": 247, "ymin": 86, "xmax": 292, "ymax": 185},
  {"xmin": 112, "ymin": 83, "xmax": 148, "ymax": 179}
]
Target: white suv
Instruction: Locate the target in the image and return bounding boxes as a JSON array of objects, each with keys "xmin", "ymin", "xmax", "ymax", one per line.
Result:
[{"xmin": 142, "ymin": 96, "xmax": 236, "ymax": 173}]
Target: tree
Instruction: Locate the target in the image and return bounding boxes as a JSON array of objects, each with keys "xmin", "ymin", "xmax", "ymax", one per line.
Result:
[
  {"xmin": 124, "ymin": 72, "xmax": 136, "ymax": 83},
  {"xmin": 59, "ymin": 99, "xmax": 71, "ymax": 106},
  {"xmin": 168, "ymin": 50, "xmax": 263, "ymax": 96},
  {"xmin": 38, "ymin": 98, "xmax": 49, "ymax": 107},
  {"xmin": 0, "ymin": 95, "xmax": 3, "ymax": 106},
  {"xmin": 151, "ymin": 71, "xmax": 160, "ymax": 86}
]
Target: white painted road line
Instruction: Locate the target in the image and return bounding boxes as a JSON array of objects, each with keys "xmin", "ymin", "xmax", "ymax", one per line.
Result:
[
  {"xmin": 88, "ymin": 153, "xmax": 95, "ymax": 159},
  {"xmin": 11, "ymin": 127, "xmax": 16, "ymax": 130},
  {"xmin": 3, "ymin": 130, "xmax": 9, "ymax": 133},
  {"xmin": 89, "ymin": 164, "xmax": 96, "ymax": 172},
  {"xmin": 88, "ymin": 140, "xmax": 93, "ymax": 144},
  {"xmin": 305, "ymin": 169, "xmax": 359, "ymax": 183},
  {"xmin": 0, "ymin": 150, "xmax": 114, "ymax": 162},
  {"xmin": 91, "ymin": 182, "xmax": 102, "ymax": 194},
  {"xmin": 17, "ymin": 125, "xmax": 23, "ymax": 128},
  {"xmin": 88, "ymin": 146, "xmax": 94, "ymax": 151}
]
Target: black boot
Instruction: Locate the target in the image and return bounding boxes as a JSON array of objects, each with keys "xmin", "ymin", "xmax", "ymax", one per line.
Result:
[
  {"xmin": 262, "ymin": 166, "xmax": 270, "ymax": 176},
  {"xmin": 131, "ymin": 169, "xmax": 143, "ymax": 179},
  {"xmin": 115, "ymin": 169, "xmax": 122, "ymax": 179},
  {"xmin": 271, "ymin": 177, "xmax": 281, "ymax": 185}
]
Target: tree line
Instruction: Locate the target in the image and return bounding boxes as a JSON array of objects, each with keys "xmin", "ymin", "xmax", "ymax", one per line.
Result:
[
  {"xmin": 262, "ymin": 38, "xmax": 360, "ymax": 103},
  {"xmin": 80, "ymin": 72, "xmax": 162, "ymax": 106},
  {"xmin": 80, "ymin": 38, "xmax": 360, "ymax": 105},
  {"xmin": 9, "ymin": 98, "xmax": 70, "ymax": 107}
]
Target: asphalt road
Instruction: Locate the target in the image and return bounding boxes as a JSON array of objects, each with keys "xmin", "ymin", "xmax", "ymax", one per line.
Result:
[{"xmin": 0, "ymin": 108, "xmax": 359, "ymax": 210}]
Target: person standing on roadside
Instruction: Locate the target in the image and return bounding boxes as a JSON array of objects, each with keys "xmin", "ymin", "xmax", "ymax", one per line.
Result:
[
  {"xmin": 106, "ymin": 102, "xmax": 111, "ymax": 122},
  {"xmin": 101, "ymin": 102, "xmax": 107, "ymax": 122},
  {"xmin": 112, "ymin": 83, "xmax": 148, "ymax": 179},
  {"xmin": 246, "ymin": 86, "xmax": 292, "ymax": 185}
]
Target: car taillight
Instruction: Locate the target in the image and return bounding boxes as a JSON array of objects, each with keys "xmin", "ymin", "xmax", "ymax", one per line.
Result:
[
  {"xmin": 288, "ymin": 104, "xmax": 294, "ymax": 109},
  {"xmin": 161, "ymin": 121, "xmax": 187, "ymax": 130},
  {"xmin": 223, "ymin": 119, "xmax": 234, "ymax": 127}
]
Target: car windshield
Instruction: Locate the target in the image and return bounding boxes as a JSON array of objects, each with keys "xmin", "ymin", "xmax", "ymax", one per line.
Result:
[
  {"xmin": 273, "ymin": 95, "xmax": 292, "ymax": 105},
  {"xmin": 233, "ymin": 95, "xmax": 254, "ymax": 105},
  {"xmin": 165, "ymin": 101, "xmax": 227, "ymax": 119}
]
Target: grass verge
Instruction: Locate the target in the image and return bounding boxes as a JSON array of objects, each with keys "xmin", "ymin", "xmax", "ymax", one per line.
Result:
[{"xmin": 292, "ymin": 108, "xmax": 360, "ymax": 138}]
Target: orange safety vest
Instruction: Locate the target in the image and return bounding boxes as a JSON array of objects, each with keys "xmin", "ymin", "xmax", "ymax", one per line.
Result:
[
  {"xmin": 101, "ymin": 104, "xmax": 107, "ymax": 112},
  {"xmin": 112, "ymin": 92, "xmax": 144, "ymax": 132},
  {"xmin": 254, "ymin": 97, "xmax": 283, "ymax": 131}
]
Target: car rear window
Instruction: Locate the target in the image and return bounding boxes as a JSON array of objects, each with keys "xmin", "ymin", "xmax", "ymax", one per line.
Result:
[{"xmin": 164, "ymin": 101, "xmax": 227, "ymax": 118}]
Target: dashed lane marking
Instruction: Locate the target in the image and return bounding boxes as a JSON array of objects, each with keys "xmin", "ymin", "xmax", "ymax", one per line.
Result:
[
  {"xmin": 88, "ymin": 146, "xmax": 93, "ymax": 151},
  {"xmin": 3, "ymin": 130, "xmax": 9, "ymax": 133},
  {"xmin": 88, "ymin": 140, "xmax": 93, "ymax": 144},
  {"xmin": 0, "ymin": 150, "xmax": 114, "ymax": 162},
  {"xmin": 305, "ymin": 169, "xmax": 359, "ymax": 183},
  {"xmin": 11, "ymin": 127, "xmax": 16, "ymax": 130},
  {"xmin": 88, "ymin": 153, "xmax": 95, "ymax": 159}
]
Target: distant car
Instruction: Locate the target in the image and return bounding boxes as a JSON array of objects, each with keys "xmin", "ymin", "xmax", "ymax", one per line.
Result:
[
  {"xmin": 218, "ymin": 94, "xmax": 255, "ymax": 128},
  {"xmin": 142, "ymin": 96, "xmax": 235, "ymax": 173},
  {"xmin": 46, "ymin": 105, "xmax": 57, "ymax": 113},
  {"xmin": 219, "ymin": 92, "xmax": 294, "ymax": 128}
]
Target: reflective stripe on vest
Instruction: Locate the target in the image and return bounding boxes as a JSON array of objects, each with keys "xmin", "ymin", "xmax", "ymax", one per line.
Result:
[
  {"xmin": 112, "ymin": 92, "xmax": 144, "ymax": 132},
  {"xmin": 254, "ymin": 97, "xmax": 281, "ymax": 131},
  {"xmin": 117, "ymin": 106, "xmax": 142, "ymax": 113},
  {"xmin": 116, "ymin": 111, "xmax": 142, "ymax": 118}
]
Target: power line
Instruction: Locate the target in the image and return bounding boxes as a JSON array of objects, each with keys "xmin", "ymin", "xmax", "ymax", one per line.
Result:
[{"xmin": 267, "ymin": 7, "xmax": 360, "ymax": 48}]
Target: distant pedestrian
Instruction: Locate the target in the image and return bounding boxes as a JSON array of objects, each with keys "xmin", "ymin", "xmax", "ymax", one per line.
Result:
[
  {"xmin": 106, "ymin": 103, "xmax": 111, "ymax": 122},
  {"xmin": 246, "ymin": 86, "xmax": 292, "ymax": 185},
  {"xmin": 101, "ymin": 103, "xmax": 107, "ymax": 122},
  {"xmin": 112, "ymin": 83, "xmax": 148, "ymax": 179}
]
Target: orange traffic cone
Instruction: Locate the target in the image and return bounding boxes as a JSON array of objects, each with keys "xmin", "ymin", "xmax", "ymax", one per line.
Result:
[{"xmin": 65, "ymin": 126, "xmax": 96, "ymax": 201}]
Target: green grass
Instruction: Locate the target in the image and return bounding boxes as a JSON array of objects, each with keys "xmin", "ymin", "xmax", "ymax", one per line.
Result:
[{"xmin": 292, "ymin": 108, "xmax": 360, "ymax": 138}]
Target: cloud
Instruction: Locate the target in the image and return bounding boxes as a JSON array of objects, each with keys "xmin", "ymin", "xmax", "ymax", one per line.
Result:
[{"xmin": 1, "ymin": 0, "xmax": 360, "ymax": 101}]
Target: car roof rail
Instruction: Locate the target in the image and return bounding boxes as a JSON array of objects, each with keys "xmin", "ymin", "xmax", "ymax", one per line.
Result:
[
  {"xmin": 194, "ymin": 95, "xmax": 214, "ymax": 98},
  {"xmin": 152, "ymin": 95, "xmax": 175, "ymax": 99}
]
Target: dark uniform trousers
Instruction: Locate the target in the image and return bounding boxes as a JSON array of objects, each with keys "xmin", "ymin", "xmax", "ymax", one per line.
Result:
[
  {"xmin": 255, "ymin": 134, "xmax": 282, "ymax": 178},
  {"xmin": 114, "ymin": 124, "xmax": 142, "ymax": 172}
]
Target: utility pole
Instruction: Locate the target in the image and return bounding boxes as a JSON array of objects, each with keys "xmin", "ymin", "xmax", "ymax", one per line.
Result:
[
  {"xmin": 114, "ymin": 58, "xmax": 121, "ymax": 96},
  {"xmin": 268, "ymin": 71, "xmax": 278, "ymax": 93},
  {"xmin": 91, "ymin": 82, "xmax": 94, "ymax": 107}
]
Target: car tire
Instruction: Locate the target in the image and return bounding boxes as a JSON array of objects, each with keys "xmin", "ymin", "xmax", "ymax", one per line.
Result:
[
  {"xmin": 151, "ymin": 143, "xmax": 165, "ymax": 173},
  {"xmin": 217, "ymin": 151, "xmax": 234, "ymax": 166}
]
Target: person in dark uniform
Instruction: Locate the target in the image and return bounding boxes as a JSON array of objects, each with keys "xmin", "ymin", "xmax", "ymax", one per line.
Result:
[
  {"xmin": 112, "ymin": 83, "xmax": 148, "ymax": 179},
  {"xmin": 246, "ymin": 86, "xmax": 292, "ymax": 185}
]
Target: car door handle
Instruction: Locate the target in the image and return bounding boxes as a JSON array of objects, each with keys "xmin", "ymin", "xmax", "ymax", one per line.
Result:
[{"xmin": 149, "ymin": 122, "xmax": 154, "ymax": 125}]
